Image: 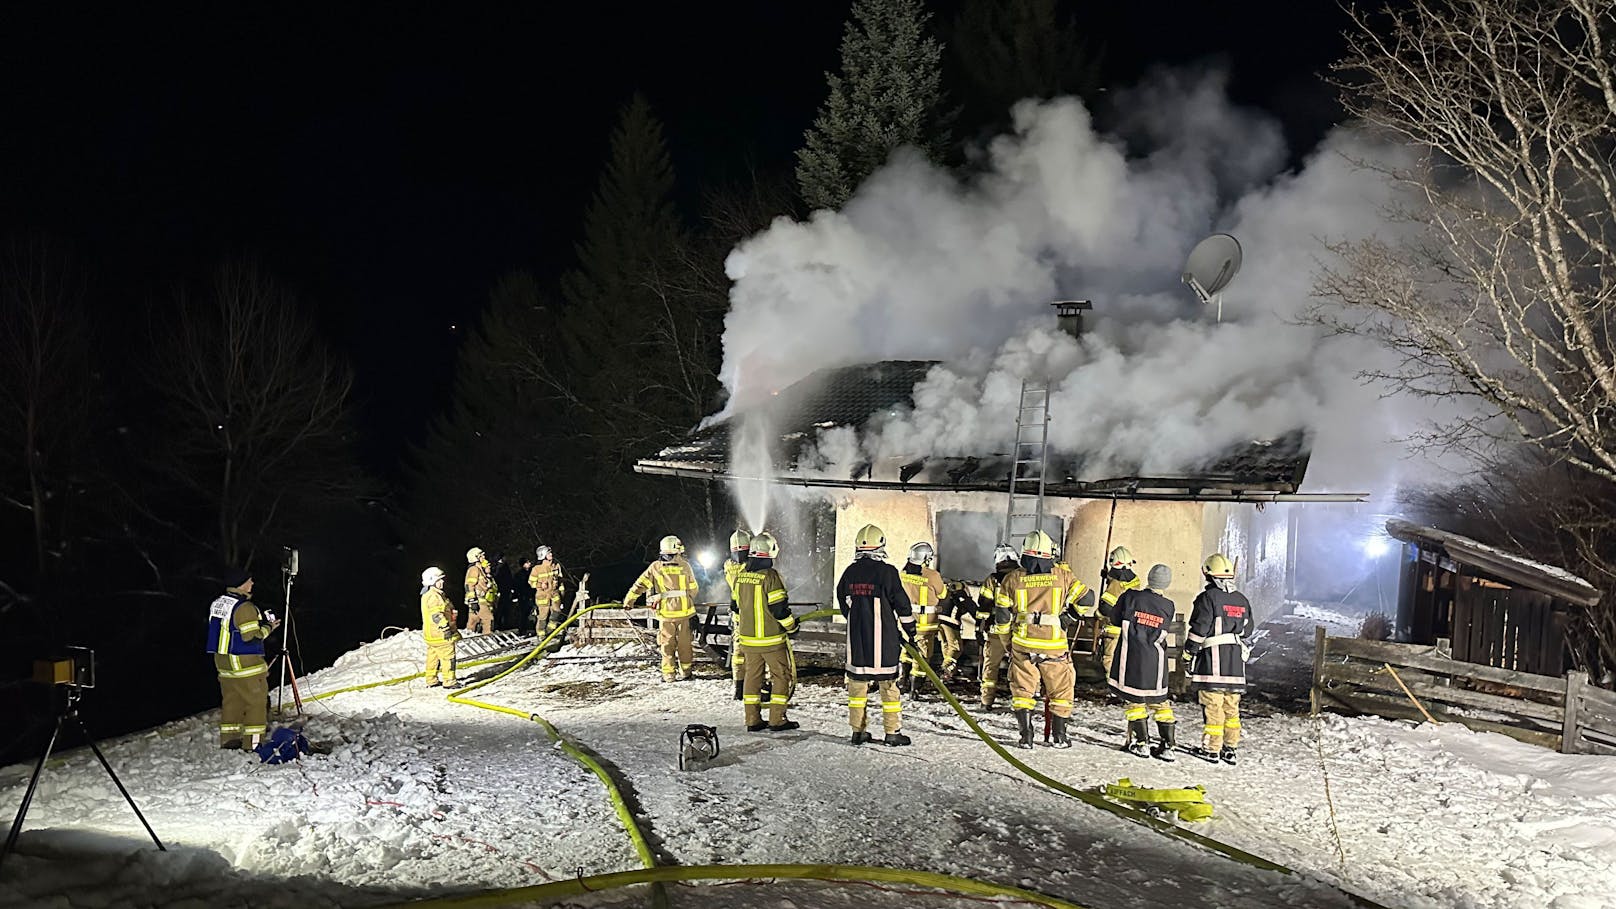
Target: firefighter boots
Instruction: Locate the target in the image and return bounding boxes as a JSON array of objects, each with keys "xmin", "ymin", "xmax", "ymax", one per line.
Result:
[
  {"xmin": 1124, "ymin": 718, "xmax": 1151, "ymax": 757},
  {"xmin": 850, "ymin": 730, "xmax": 874, "ymax": 746},
  {"xmin": 1221, "ymin": 746, "xmax": 1238, "ymax": 766},
  {"xmin": 1015, "ymin": 708, "xmax": 1036, "ymax": 750},
  {"xmin": 1051, "ymin": 715, "xmax": 1072, "ymax": 749},
  {"xmin": 1188, "ymin": 745, "xmax": 1221, "ymax": 762},
  {"xmin": 1151, "ymin": 721, "xmax": 1177, "ymax": 762},
  {"xmin": 883, "ymin": 731, "xmax": 912, "ymax": 747},
  {"xmin": 747, "ymin": 721, "xmax": 768, "ymax": 732},
  {"xmin": 768, "ymin": 720, "xmax": 800, "ymax": 732}
]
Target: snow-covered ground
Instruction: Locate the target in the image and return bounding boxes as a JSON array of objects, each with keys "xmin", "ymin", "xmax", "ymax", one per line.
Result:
[{"xmin": 3, "ymin": 627, "xmax": 1613, "ymax": 908}]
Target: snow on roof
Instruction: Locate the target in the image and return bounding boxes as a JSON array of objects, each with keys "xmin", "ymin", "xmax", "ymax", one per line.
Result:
[{"xmin": 1385, "ymin": 519, "xmax": 1601, "ymax": 607}]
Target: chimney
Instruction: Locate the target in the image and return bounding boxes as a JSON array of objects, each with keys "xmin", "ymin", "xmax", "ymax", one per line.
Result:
[{"xmin": 1051, "ymin": 300, "xmax": 1092, "ymax": 338}]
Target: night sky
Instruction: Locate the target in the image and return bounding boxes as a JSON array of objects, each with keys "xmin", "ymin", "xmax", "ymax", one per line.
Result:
[{"xmin": 0, "ymin": 2, "xmax": 1349, "ymax": 472}]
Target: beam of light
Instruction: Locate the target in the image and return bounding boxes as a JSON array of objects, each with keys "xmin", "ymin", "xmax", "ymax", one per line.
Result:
[
  {"xmin": 1362, "ymin": 537, "xmax": 1391, "ymax": 559},
  {"xmin": 696, "ymin": 549, "xmax": 717, "ymax": 569}
]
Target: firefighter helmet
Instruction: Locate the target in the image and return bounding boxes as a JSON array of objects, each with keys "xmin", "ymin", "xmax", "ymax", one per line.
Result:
[
  {"xmin": 749, "ymin": 532, "xmax": 780, "ymax": 559},
  {"xmin": 659, "ymin": 535, "xmax": 685, "ymax": 557},
  {"xmin": 466, "ymin": 546, "xmax": 485, "ymax": 563},
  {"xmin": 421, "ymin": 566, "xmax": 446, "ymax": 586},
  {"xmin": 854, "ymin": 524, "xmax": 886, "ymax": 552},
  {"xmin": 1108, "ymin": 546, "xmax": 1135, "ymax": 569},
  {"xmin": 535, "ymin": 544, "xmax": 552, "ymax": 562},
  {"xmin": 729, "ymin": 530, "xmax": 753, "ymax": 552},
  {"xmin": 993, "ymin": 542, "xmax": 1019, "ymax": 564},
  {"xmin": 907, "ymin": 541, "xmax": 935, "ymax": 566},
  {"xmin": 1203, "ymin": 553, "xmax": 1235, "ymax": 578},
  {"xmin": 1022, "ymin": 530, "xmax": 1056, "ymax": 559}
]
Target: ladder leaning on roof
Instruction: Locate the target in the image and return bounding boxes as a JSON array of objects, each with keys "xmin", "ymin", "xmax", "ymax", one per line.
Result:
[{"xmin": 1003, "ymin": 380, "xmax": 1051, "ymax": 544}]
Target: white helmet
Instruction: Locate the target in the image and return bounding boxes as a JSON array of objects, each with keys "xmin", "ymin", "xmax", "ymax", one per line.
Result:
[
  {"xmin": 992, "ymin": 543, "xmax": 1019, "ymax": 565},
  {"xmin": 659, "ymin": 535, "xmax": 685, "ymax": 557},
  {"xmin": 466, "ymin": 546, "xmax": 485, "ymax": 564},
  {"xmin": 535, "ymin": 544, "xmax": 552, "ymax": 562},
  {"xmin": 907, "ymin": 541, "xmax": 935, "ymax": 566},
  {"xmin": 421, "ymin": 566, "xmax": 446, "ymax": 586}
]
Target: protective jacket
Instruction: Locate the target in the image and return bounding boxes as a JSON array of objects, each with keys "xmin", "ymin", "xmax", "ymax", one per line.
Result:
[
  {"xmin": 731, "ymin": 564, "xmax": 797, "ymax": 648},
  {"xmin": 207, "ymin": 587, "xmax": 269, "ymax": 678},
  {"xmin": 528, "ymin": 559, "xmax": 565, "ymax": 604},
  {"xmin": 1108, "ymin": 587, "xmax": 1176, "ymax": 703},
  {"xmin": 1186, "ymin": 584, "xmax": 1253, "ymax": 691},
  {"xmin": 976, "ymin": 561, "xmax": 1019, "ymax": 627},
  {"xmin": 837, "ymin": 556, "xmax": 914, "ymax": 681},
  {"xmin": 992, "ymin": 563, "xmax": 1091, "ymax": 653},
  {"xmin": 465, "ymin": 560, "xmax": 499, "ymax": 606},
  {"xmin": 938, "ymin": 581, "xmax": 970, "ymax": 628},
  {"xmin": 422, "ymin": 587, "xmax": 460, "ymax": 644},
  {"xmin": 627, "ymin": 556, "xmax": 699, "ymax": 619},
  {"xmin": 899, "ymin": 563, "xmax": 948, "ymax": 633},
  {"xmin": 1098, "ymin": 566, "xmax": 1142, "ymax": 627}
]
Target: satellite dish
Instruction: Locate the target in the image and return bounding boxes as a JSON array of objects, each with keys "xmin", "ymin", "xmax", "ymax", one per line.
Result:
[{"xmin": 1182, "ymin": 233, "xmax": 1242, "ymax": 322}]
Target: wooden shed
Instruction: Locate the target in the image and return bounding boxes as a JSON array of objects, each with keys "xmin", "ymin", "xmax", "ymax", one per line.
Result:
[{"xmin": 1387, "ymin": 519, "xmax": 1600, "ymax": 677}]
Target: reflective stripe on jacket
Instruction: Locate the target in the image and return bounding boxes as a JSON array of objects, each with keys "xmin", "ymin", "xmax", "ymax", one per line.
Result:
[
  {"xmin": 1108, "ymin": 587, "xmax": 1176, "ymax": 702},
  {"xmin": 465, "ymin": 561, "xmax": 499, "ymax": 605},
  {"xmin": 837, "ymin": 556, "xmax": 914, "ymax": 680},
  {"xmin": 627, "ymin": 557, "xmax": 699, "ymax": 619},
  {"xmin": 1186, "ymin": 585, "xmax": 1253, "ymax": 691},
  {"xmin": 994, "ymin": 566, "xmax": 1088, "ymax": 651},
  {"xmin": 731, "ymin": 567, "xmax": 796, "ymax": 648},
  {"xmin": 528, "ymin": 559, "xmax": 565, "ymax": 603},
  {"xmin": 899, "ymin": 565, "xmax": 948, "ymax": 631},
  {"xmin": 422, "ymin": 587, "xmax": 460, "ymax": 644},
  {"xmin": 208, "ymin": 589, "xmax": 269, "ymax": 678}
]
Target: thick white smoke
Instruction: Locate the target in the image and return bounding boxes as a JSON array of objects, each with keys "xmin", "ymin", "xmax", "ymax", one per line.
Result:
[{"xmin": 719, "ymin": 69, "xmax": 1464, "ymax": 495}]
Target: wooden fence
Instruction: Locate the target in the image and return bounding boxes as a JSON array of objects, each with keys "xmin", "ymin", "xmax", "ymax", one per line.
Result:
[{"xmin": 1312, "ymin": 626, "xmax": 1616, "ymax": 755}]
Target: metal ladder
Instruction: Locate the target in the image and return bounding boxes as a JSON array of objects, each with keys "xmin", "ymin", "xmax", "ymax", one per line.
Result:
[{"xmin": 1002, "ymin": 380, "xmax": 1051, "ymax": 544}]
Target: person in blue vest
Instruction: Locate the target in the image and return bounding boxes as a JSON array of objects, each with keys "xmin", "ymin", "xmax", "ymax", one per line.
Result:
[{"xmin": 206, "ymin": 568, "xmax": 278, "ymax": 750}]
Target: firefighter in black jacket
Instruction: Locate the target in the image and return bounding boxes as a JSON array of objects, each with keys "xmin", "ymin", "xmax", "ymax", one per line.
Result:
[
  {"xmin": 1108, "ymin": 563, "xmax": 1179, "ymax": 760},
  {"xmin": 837, "ymin": 524, "xmax": 916, "ymax": 746},
  {"xmin": 1185, "ymin": 553, "xmax": 1253, "ymax": 764},
  {"xmin": 975, "ymin": 543, "xmax": 1020, "ymax": 709}
]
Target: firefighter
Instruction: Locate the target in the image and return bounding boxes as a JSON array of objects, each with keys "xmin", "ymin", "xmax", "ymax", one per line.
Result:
[
  {"xmin": 1185, "ymin": 553, "xmax": 1253, "ymax": 765},
  {"xmin": 937, "ymin": 579, "xmax": 969, "ymax": 679},
  {"xmin": 1108, "ymin": 563, "xmax": 1178, "ymax": 759},
  {"xmin": 724, "ymin": 530, "xmax": 752, "ymax": 700},
  {"xmin": 897, "ymin": 541, "xmax": 948, "ymax": 691},
  {"xmin": 625, "ymin": 535, "xmax": 700, "ymax": 681},
  {"xmin": 976, "ymin": 542, "xmax": 1020, "ymax": 709},
  {"xmin": 731, "ymin": 532, "xmax": 800, "ymax": 732},
  {"xmin": 992, "ymin": 531, "xmax": 1094, "ymax": 749},
  {"xmin": 1097, "ymin": 546, "xmax": 1142, "ymax": 675},
  {"xmin": 421, "ymin": 566, "xmax": 461, "ymax": 689},
  {"xmin": 207, "ymin": 569, "xmax": 277, "ymax": 750},
  {"xmin": 838, "ymin": 524, "xmax": 915, "ymax": 746},
  {"xmin": 463, "ymin": 547, "xmax": 499, "ymax": 635},
  {"xmin": 528, "ymin": 544, "xmax": 567, "ymax": 643}
]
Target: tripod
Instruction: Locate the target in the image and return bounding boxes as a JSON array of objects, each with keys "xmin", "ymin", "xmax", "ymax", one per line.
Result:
[
  {"xmin": 1, "ymin": 686, "xmax": 165, "ymax": 871},
  {"xmin": 271, "ymin": 567, "xmax": 304, "ymax": 717}
]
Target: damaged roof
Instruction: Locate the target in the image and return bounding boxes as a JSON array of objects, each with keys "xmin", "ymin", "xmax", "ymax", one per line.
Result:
[
  {"xmin": 1386, "ymin": 519, "xmax": 1601, "ymax": 607},
  {"xmin": 639, "ymin": 360, "xmax": 1322, "ymax": 501}
]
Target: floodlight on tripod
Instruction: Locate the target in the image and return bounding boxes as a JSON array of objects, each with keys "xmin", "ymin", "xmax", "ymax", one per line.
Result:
[
  {"xmin": 1181, "ymin": 233, "xmax": 1243, "ymax": 323},
  {"xmin": 274, "ymin": 545, "xmax": 305, "ymax": 717}
]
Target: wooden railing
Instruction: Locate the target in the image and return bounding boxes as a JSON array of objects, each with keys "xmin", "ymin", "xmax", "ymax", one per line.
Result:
[{"xmin": 1311, "ymin": 626, "xmax": 1616, "ymax": 755}]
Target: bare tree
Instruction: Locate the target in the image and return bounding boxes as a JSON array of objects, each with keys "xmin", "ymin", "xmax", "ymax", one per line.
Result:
[
  {"xmin": 0, "ymin": 235, "xmax": 91, "ymax": 586},
  {"xmin": 151, "ymin": 263, "xmax": 356, "ymax": 566},
  {"xmin": 1318, "ymin": 0, "xmax": 1616, "ymax": 677}
]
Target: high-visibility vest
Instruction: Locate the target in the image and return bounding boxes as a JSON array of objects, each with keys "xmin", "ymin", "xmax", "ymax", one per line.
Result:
[{"xmin": 731, "ymin": 568, "xmax": 796, "ymax": 648}]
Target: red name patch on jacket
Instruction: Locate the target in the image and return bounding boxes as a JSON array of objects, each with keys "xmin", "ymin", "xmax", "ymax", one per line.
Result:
[
  {"xmin": 1225, "ymin": 605, "xmax": 1246, "ymax": 618},
  {"xmin": 848, "ymin": 583, "xmax": 877, "ymax": 596},
  {"xmin": 1134, "ymin": 612, "xmax": 1165, "ymax": 629}
]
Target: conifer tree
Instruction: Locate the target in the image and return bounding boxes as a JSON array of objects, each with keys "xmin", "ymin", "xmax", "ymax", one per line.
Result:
[
  {"xmin": 949, "ymin": 0, "xmax": 1101, "ymax": 136},
  {"xmin": 795, "ymin": 0, "xmax": 953, "ymax": 211}
]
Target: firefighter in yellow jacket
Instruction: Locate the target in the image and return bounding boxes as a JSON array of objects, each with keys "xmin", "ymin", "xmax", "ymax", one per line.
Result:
[
  {"xmin": 976, "ymin": 543, "xmax": 1020, "ymax": 709},
  {"xmin": 723, "ymin": 530, "xmax": 752, "ymax": 700},
  {"xmin": 1098, "ymin": 546, "xmax": 1142, "ymax": 674},
  {"xmin": 206, "ymin": 569, "xmax": 277, "ymax": 750},
  {"xmin": 731, "ymin": 532, "xmax": 800, "ymax": 731},
  {"xmin": 528, "ymin": 544, "xmax": 566, "ymax": 640},
  {"xmin": 898, "ymin": 541, "xmax": 948, "ymax": 689},
  {"xmin": 992, "ymin": 530, "xmax": 1094, "ymax": 749},
  {"xmin": 421, "ymin": 567, "xmax": 461, "ymax": 689},
  {"xmin": 463, "ymin": 546, "xmax": 499, "ymax": 635},
  {"xmin": 625, "ymin": 535, "xmax": 700, "ymax": 681}
]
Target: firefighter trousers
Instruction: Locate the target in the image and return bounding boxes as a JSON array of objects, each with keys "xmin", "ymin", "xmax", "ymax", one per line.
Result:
[
  {"xmin": 1198, "ymin": 690, "xmax": 1242, "ymax": 748},
  {"xmin": 1101, "ymin": 625, "xmax": 1121, "ymax": 674},
  {"xmin": 1009, "ymin": 647, "xmax": 1075, "ymax": 717},
  {"xmin": 742, "ymin": 644, "xmax": 792, "ymax": 725},
  {"xmin": 424, "ymin": 640, "xmax": 457, "ymax": 684},
  {"xmin": 979, "ymin": 631, "xmax": 1011, "ymax": 705},
  {"xmin": 658, "ymin": 615, "xmax": 694, "ymax": 679},
  {"xmin": 939, "ymin": 624, "xmax": 962, "ymax": 672},
  {"xmin": 903, "ymin": 629, "xmax": 939, "ymax": 669},
  {"xmin": 535, "ymin": 599, "xmax": 562, "ymax": 637},
  {"xmin": 215, "ymin": 663, "xmax": 268, "ymax": 747},
  {"xmin": 465, "ymin": 603, "xmax": 495, "ymax": 635},
  {"xmin": 847, "ymin": 677, "xmax": 903, "ymax": 733}
]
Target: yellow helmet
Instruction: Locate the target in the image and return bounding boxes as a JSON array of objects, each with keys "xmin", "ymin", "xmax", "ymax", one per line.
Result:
[
  {"xmin": 1108, "ymin": 546, "xmax": 1134, "ymax": 569},
  {"xmin": 729, "ymin": 530, "xmax": 753, "ymax": 552},
  {"xmin": 466, "ymin": 546, "xmax": 485, "ymax": 564},
  {"xmin": 659, "ymin": 535, "xmax": 685, "ymax": 557},
  {"xmin": 854, "ymin": 524, "xmax": 886, "ymax": 552},
  {"xmin": 1022, "ymin": 530, "xmax": 1056, "ymax": 559},
  {"xmin": 749, "ymin": 532, "xmax": 780, "ymax": 559},
  {"xmin": 1203, "ymin": 553, "xmax": 1235, "ymax": 578}
]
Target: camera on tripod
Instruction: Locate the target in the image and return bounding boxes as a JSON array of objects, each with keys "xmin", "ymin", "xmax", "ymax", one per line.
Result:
[{"xmin": 31, "ymin": 645, "xmax": 96, "ymax": 689}]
